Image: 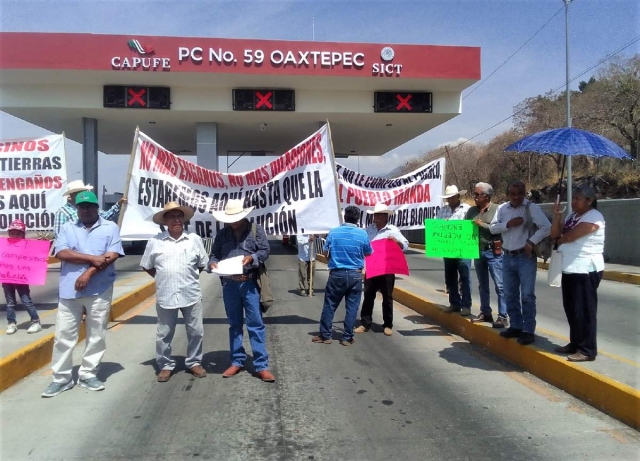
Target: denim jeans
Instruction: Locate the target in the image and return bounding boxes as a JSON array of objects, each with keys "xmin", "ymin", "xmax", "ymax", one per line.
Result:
[
  {"xmin": 319, "ymin": 269, "xmax": 363, "ymax": 341},
  {"xmin": 474, "ymin": 250, "xmax": 507, "ymax": 318},
  {"xmin": 222, "ymin": 279, "xmax": 269, "ymax": 372},
  {"xmin": 3, "ymin": 283, "xmax": 39, "ymax": 324},
  {"xmin": 443, "ymin": 258, "xmax": 472, "ymax": 309},
  {"xmin": 502, "ymin": 253, "xmax": 537, "ymax": 333}
]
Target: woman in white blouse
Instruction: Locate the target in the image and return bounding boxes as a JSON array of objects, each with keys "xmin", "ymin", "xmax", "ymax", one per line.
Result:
[{"xmin": 550, "ymin": 185, "xmax": 605, "ymax": 362}]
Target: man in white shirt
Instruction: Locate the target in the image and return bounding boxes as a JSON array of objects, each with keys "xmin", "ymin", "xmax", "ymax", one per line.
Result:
[
  {"xmin": 437, "ymin": 185, "xmax": 472, "ymax": 316},
  {"xmin": 140, "ymin": 202, "xmax": 209, "ymax": 382},
  {"xmin": 297, "ymin": 234, "xmax": 316, "ymax": 296},
  {"xmin": 490, "ymin": 182, "xmax": 551, "ymax": 345},
  {"xmin": 355, "ymin": 203, "xmax": 409, "ymax": 336}
]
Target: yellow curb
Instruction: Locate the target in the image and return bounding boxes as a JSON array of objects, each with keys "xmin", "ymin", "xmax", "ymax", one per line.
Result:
[
  {"xmin": 537, "ymin": 261, "xmax": 640, "ymax": 285},
  {"xmin": 409, "ymin": 243, "xmax": 425, "ymax": 251},
  {"xmin": 47, "ymin": 256, "xmax": 60, "ymax": 264},
  {"xmin": 392, "ymin": 286, "xmax": 640, "ymax": 429},
  {"xmin": 0, "ymin": 280, "xmax": 156, "ymax": 393}
]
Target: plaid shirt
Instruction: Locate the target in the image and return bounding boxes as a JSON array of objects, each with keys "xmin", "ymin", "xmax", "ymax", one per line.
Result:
[{"xmin": 53, "ymin": 202, "xmax": 121, "ymax": 237}]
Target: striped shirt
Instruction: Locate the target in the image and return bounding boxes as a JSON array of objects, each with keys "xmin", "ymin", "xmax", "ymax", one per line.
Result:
[
  {"xmin": 324, "ymin": 223, "xmax": 373, "ymax": 270},
  {"xmin": 140, "ymin": 231, "xmax": 209, "ymax": 309},
  {"xmin": 54, "ymin": 201, "xmax": 121, "ymax": 238},
  {"xmin": 437, "ymin": 202, "xmax": 470, "ymax": 221}
]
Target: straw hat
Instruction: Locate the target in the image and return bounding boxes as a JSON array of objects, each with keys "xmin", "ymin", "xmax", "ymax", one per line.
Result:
[
  {"xmin": 63, "ymin": 180, "xmax": 94, "ymax": 196},
  {"xmin": 366, "ymin": 202, "xmax": 394, "ymax": 215},
  {"xmin": 441, "ymin": 185, "xmax": 467, "ymax": 199},
  {"xmin": 211, "ymin": 199, "xmax": 255, "ymax": 224},
  {"xmin": 152, "ymin": 202, "xmax": 195, "ymax": 225}
]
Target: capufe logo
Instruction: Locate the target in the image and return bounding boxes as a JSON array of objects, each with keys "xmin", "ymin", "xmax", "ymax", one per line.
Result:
[{"xmin": 112, "ymin": 40, "xmax": 170, "ymax": 71}]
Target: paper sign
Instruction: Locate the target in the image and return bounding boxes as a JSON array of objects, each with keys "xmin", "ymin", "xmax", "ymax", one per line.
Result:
[
  {"xmin": 210, "ymin": 255, "xmax": 245, "ymax": 276},
  {"xmin": 0, "ymin": 237, "xmax": 51, "ymax": 285},
  {"xmin": 424, "ymin": 219, "xmax": 479, "ymax": 259},
  {"xmin": 365, "ymin": 238, "xmax": 409, "ymax": 279}
]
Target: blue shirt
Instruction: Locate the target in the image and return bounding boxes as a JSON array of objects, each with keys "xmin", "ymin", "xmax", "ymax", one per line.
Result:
[
  {"xmin": 324, "ymin": 223, "xmax": 373, "ymax": 270},
  {"xmin": 55, "ymin": 217, "xmax": 125, "ymax": 299},
  {"xmin": 209, "ymin": 221, "xmax": 270, "ymax": 274}
]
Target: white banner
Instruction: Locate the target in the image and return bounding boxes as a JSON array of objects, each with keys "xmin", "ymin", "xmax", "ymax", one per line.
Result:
[
  {"xmin": 121, "ymin": 125, "xmax": 342, "ymax": 239},
  {"xmin": 0, "ymin": 134, "xmax": 67, "ymax": 231},
  {"xmin": 336, "ymin": 157, "xmax": 445, "ymax": 230}
]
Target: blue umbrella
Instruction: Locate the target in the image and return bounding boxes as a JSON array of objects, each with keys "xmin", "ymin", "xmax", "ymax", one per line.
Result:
[{"xmin": 504, "ymin": 127, "xmax": 633, "ymax": 160}]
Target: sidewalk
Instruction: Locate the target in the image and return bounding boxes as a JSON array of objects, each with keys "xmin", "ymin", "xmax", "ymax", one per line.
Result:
[{"xmin": 0, "ymin": 257, "xmax": 155, "ymax": 392}]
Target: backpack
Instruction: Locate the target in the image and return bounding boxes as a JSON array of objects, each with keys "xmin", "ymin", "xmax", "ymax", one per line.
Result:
[
  {"xmin": 524, "ymin": 202, "xmax": 554, "ymax": 262},
  {"xmin": 251, "ymin": 223, "xmax": 274, "ymax": 313}
]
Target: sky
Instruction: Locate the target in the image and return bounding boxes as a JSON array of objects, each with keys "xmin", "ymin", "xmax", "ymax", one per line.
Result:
[{"xmin": 1, "ymin": 0, "xmax": 638, "ymax": 196}]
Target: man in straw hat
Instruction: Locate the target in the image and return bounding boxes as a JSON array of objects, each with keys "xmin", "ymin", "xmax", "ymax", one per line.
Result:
[
  {"xmin": 53, "ymin": 180, "xmax": 126, "ymax": 237},
  {"xmin": 208, "ymin": 199, "xmax": 274, "ymax": 382},
  {"xmin": 140, "ymin": 202, "xmax": 209, "ymax": 382},
  {"xmin": 42, "ymin": 191, "xmax": 124, "ymax": 397},
  {"xmin": 354, "ymin": 202, "xmax": 408, "ymax": 337},
  {"xmin": 437, "ymin": 185, "xmax": 473, "ymax": 316}
]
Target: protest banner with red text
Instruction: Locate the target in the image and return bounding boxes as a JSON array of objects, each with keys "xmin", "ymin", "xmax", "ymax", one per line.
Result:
[
  {"xmin": 0, "ymin": 135, "xmax": 67, "ymax": 231},
  {"xmin": 336, "ymin": 157, "xmax": 445, "ymax": 230},
  {"xmin": 120, "ymin": 125, "xmax": 341, "ymax": 239}
]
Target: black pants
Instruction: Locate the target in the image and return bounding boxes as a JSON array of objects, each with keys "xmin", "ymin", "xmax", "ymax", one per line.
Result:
[
  {"xmin": 561, "ymin": 271, "xmax": 603, "ymax": 357},
  {"xmin": 360, "ymin": 274, "xmax": 395, "ymax": 329}
]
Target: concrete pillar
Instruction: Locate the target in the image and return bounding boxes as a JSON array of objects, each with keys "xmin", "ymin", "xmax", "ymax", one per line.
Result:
[
  {"xmin": 82, "ymin": 118, "xmax": 98, "ymax": 190},
  {"xmin": 196, "ymin": 122, "xmax": 218, "ymax": 171}
]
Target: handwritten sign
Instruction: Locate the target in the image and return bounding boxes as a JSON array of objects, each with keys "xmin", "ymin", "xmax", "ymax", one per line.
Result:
[
  {"xmin": 365, "ymin": 238, "xmax": 410, "ymax": 279},
  {"xmin": 0, "ymin": 237, "xmax": 50, "ymax": 285},
  {"xmin": 424, "ymin": 219, "xmax": 479, "ymax": 259}
]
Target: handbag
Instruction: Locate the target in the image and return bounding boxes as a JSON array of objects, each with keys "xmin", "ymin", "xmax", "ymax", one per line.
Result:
[
  {"xmin": 252, "ymin": 224, "xmax": 274, "ymax": 313},
  {"xmin": 547, "ymin": 249, "xmax": 562, "ymax": 287}
]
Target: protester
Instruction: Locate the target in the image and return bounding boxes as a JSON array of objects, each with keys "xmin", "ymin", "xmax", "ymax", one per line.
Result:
[
  {"xmin": 3, "ymin": 219, "xmax": 42, "ymax": 335},
  {"xmin": 53, "ymin": 180, "xmax": 126, "ymax": 237},
  {"xmin": 140, "ymin": 202, "xmax": 209, "ymax": 382},
  {"xmin": 209, "ymin": 199, "xmax": 274, "ymax": 382},
  {"xmin": 41, "ymin": 191, "xmax": 124, "ymax": 398},
  {"xmin": 297, "ymin": 233, "xmax": 316, "ymax": 296},
  {"xmin": 312, "ymin": 206, "xmax": 373, "ymax": 346},
  {"xmin": 550, "ymin": 185, "xmax": 605, "ymax": 362},
  {"xmin": 465, "ymin": 183, "xmax": 508, "ymax": 328},
  {"xmin": 437, "ymin": 185, "xmax": 472, "ymax": 316},
  {"xmin": 355, "ymin": 202, "xmax": 408, "ymax": 336},
  {"xmin": 490, "ymin": 182, "xmax": 551, "ymax": 345}
]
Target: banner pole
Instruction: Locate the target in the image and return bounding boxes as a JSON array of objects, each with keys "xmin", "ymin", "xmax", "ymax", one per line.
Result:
[
  {"xmin": 325, "ymin": 120, "xmax": 344, "ymax": 225},
  {"xmin": 308, "ymin": 237, "xmax": 315, "ymax": 297},
  {"xmin": 118, "ymin": 127, "xmax": 140, "ymax": 229}
]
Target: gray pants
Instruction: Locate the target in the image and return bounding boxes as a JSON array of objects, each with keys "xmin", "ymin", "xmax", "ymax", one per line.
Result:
[
  {"xmin": 156, "ymin": 300, "xmax": 204, "ymax": 371},
  {"xmin": 298, "ymin": 259, "xmax": 316, "ymax": 292}
]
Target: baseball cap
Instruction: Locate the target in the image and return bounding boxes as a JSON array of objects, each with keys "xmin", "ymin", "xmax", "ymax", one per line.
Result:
[
  {"xmin": 75, "ymin": 191, "xmax": 99, "ymax": 206},
  {"xmin": 8, "ymin": 219, "xmax": 26, "ymax": 232}
]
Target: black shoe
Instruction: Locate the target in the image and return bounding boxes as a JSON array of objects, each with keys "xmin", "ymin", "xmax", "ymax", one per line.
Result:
[
  {"xmin": 517, "ymin": 332, "xmax": 535, "ymax": 345},
  {"xmin": 554, "ymin": 344, "xmax": 577, "ymax": 354},
  {"xmin": 500, "ymin": 327, "xmax": 522, "ymax": 339},
  {"xmin": 471, "ymin": 313, "xmax": 494, "ymax": 324}
]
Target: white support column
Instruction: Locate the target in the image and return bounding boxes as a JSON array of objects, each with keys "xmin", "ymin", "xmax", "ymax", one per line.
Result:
[
  {"xmin": 196, "ymin": 123, "xmax": 218, "ymax": 171},
  {"xmin": 82, "ymin": 118, "xmax": 98, "ymax": 189}
]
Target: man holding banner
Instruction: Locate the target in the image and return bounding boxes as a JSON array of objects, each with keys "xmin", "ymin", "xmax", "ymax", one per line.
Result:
[
  {"xmin": 437, "ymin": 185, "xmax": 472, "ymax": 316},
  {"xmin": 355, "ymin": 203, "xmax": 408, "ymax": 337}
]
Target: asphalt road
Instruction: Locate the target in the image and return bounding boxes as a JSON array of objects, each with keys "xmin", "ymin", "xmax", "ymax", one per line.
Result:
[{"xmin": 1, "ymin": 244, "xmax": 638, "ymax": 460}]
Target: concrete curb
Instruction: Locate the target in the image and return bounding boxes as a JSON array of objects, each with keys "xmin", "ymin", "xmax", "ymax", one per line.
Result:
[
  {"xmin": 408, "ymin": 243, "xmax": 640, "ymax": 286},
  {"xmin": 392, "ymin": 287, "xmax": 640, "ymax": 429},
  {"xmin": 0, "ymin": 280, "xmax": 156, "ymax": 393},
  {"xmin": 47, "ymin": 257, "xmax": 60, "ymax": 264}
]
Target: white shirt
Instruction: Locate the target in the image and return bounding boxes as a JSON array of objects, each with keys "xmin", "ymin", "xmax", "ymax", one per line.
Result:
[
  {"xmin": 297, "ymin": 234, "xmax": 315, "ymax": 261},
  {"xmin": 366, "ymin": 223, "xmax": 409, "ymax": 251},
  {"xmin": 140, "ymin": 231, "xmax": 209, "ymax": 309},
  {"xmin": 437, "ymin": 202, "xmax": 470, "ymax": 221},
  {"xmin": 490, "ymin": 199, "xmax": 551, "ymax": 251},
  {"xmin": 558, "ymin": 209, "xmax": 605, "ymax": 274}
]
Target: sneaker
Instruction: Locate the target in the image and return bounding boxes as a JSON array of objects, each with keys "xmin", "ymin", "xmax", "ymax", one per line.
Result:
[
  {"xmin": 78, "ymin": 377, "xmax": 105, "ymax": 391},
  {"xmin": 383, "ymin": 327, "xmax": 393, "ymax": 336},
  {"xmin": 41, "ymin": 380, "xmax": 74, "ymax": 398},
  {"xmin": 300, "ymin": 290, "xmax": 307, "ymax": 297},
  {"xmin": 6, "ymin": 323, "xmax": 17, "ymax": 335},
  {"xmin": 442, "ymin": 305, "xmax": 461, "ymax": 313},
  {"xmin": 517, "ymin": 332, "xmax": 535, "ymax": 345},
  {"xmin": 492, "ymin": 316, "xmax": 509, "ymax": 329},
  {"xmin": 472, "ymin": 313, "xmax": 494, "ymax": 324},
  {"xmin": 27, "ymin": 322, "xmax": 42, "ymax": 334},
  {"xmin": 354, "ymin": 325, "xmax": 369, "ymax": 333},
  {"xmin": 499, "ymin": 327, "xmax": 522, "ymax": 339},
  {"xmin": 460, "ymin": 308, "xmax": 472, "ymax": 317}
]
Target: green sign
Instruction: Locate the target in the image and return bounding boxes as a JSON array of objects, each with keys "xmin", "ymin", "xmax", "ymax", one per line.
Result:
[{"xmin": 424, "ymin": 219, "xmax": 479, "ymax": 259}]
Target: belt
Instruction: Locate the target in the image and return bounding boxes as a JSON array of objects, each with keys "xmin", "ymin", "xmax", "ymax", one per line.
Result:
[
  {"xmin": 330, "ymin": 269, "xmax": 362, "ymax": 274},
  {"xmin": 504, "ymin": 248, "xmax": 526, "ymax": 256},
  {"xmin": 223, "ymin": 274, "xmax": 252, "ymax": 282}
]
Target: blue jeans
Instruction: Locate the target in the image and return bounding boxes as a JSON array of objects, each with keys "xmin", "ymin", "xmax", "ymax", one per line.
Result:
[
  {"xmin": 474, "ymin": 250, "xmax": 507, "ymax": 318},
  {"xmin": 503, "ymin": 253, "xmax": 537, "ymax": 333},
  {"xmin": 443, "ymin": 258, "xmax": 472, "ymax": 309},
  {"xmin": 319, "ymin": 269, "xmax": 363, "ymax": 341},
  {"xmin": 222, "ymin": 279, "xmax": 269, "ymax": 372},
  {"xmin": 3, "ymin": 283, "xmax": 39, "ymax": 324}
]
